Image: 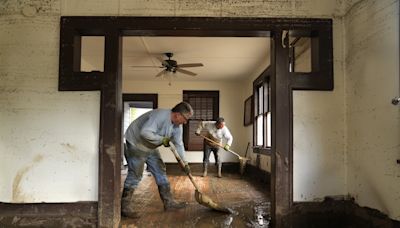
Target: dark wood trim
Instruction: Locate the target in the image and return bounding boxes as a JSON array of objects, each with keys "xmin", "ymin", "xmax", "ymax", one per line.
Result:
[
  {"xmin": 165, "ymin": 162, "xmax": 239, "ymax": 173},
  {"xmin": 59, "ymin": 19, "xmax": 104, "ymax": 91},
  {"xmin": 271, "ymin": 29, "xmax": 293, "ymax": 227},
  {"xmin": 59, "ymin": 72, "xmax": 103, "ymax": 91},
  {"xmin": 290, "ymin": 24, "xmax": 334, "ymax": 90},
  {"xmin": 98, "ymin": 30, "xmax": 123, "ymax": 228},
  {"xmin": 0, "ymin": 202, "xmax": 97, "ymax": 216},
  {"xmin": 59, "ymin": 17, "xmax": 333, "ymax": 90},
  {"xmin": 0, "ymin": 202, "xmax": 97, "ymax": 227}
]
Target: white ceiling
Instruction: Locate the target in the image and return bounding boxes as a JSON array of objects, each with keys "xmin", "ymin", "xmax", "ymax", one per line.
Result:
[{"xmin": 81, "ymin": 36, "xmax": 271, "ymax": 82}]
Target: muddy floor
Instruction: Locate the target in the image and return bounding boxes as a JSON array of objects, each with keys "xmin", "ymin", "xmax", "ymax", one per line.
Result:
[{"xmin": 120, "ymin": 166, "xmax": 271, "ymax": 228}]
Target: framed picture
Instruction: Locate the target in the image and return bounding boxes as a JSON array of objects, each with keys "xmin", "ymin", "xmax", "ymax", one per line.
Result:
[{"xmin": 243, "ymin": 95, "xmax": 253, "ymax": 126}]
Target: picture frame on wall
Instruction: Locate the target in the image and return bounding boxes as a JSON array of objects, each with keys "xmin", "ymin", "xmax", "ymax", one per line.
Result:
[{"xmin": 244, "ymin": 95, "xmax": 253, "ymax": 126}]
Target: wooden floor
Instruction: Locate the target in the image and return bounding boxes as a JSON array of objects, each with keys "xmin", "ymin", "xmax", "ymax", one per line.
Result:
[{"xmin": 120, "ymin": 165, "xmax": 271, "ymax": 228}]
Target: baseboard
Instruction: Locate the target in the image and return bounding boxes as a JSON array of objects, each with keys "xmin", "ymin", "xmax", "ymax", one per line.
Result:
[
  {"xmin": 243, "ymin": 163, "xmax": 271, "ymax": 184},
  {"xmin": 165, "ymin": 162, "xmax": 241, "ymax": 174},
  {"xmin": 289, "ymin": 197, "xmax": 400, "ymax": 227},
  {"xmin": 0, "ymin": 202, "xmax": 97, "ymax": 227},
  {"xmin": 165, "ymin": 162, "xmax": 271, "ymax": 185}
]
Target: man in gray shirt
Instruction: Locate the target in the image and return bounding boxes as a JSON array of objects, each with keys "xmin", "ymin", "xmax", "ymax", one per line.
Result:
[{"xmin": 122, "ymin": 102, "xmax": 193, "ymax": 218}]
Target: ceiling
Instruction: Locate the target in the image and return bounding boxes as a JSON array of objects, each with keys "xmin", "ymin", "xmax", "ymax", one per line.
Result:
[{"xmin": 81, "ymin": 36, "xmax": 271, "ymax": 82}]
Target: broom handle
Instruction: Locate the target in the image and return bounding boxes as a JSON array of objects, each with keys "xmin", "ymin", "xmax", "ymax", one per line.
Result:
[
  {"xmin": 199, "ymin": 135, "xmax": 243, "ymax": 159},
  {"xmin": 168, "ymin": 142, "xmax": 201, "ymax": 191},
  {"xmin": 244, "ymin": 142, "xmax": 250, "ymax": 158}
]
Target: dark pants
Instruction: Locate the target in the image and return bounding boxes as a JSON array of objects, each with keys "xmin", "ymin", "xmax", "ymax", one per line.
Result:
[{"xmin": 203, "ymin": 143, "xmax": 221, "ymax": 165}]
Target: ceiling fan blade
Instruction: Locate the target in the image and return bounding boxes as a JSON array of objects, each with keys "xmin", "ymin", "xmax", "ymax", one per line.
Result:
[
  {"xmin": 176, "ymin": 68, "xmax": 197, "ymax": 76},
  {"xmin": 155, "ymin": 69, "xmax": 166, "ymax": 77},
  {"xmin": 177, "ymin": 63, "xmax": 204, "ymax": 68},
  {"xmin": 130, "ymin": 65, "xmax": 162, "ymax": 68}
]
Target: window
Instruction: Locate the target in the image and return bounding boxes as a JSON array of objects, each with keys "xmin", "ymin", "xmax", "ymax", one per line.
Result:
[
  {"xmin": 183, "ymin": 91, "xmax": 219, "ymax": 151},
  {"xmin": 253, "ymin": 68, "xmax": 271, "ymax": 154}
]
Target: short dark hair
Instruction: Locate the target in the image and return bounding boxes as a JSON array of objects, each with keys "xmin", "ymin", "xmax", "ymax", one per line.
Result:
[
  {"xmin": 172, "ymin": 102, "xmax": 194, "ymax": 118},
  {"xmin": 216, "ymin": 117, "xmax": 225, "ymax": 124}
]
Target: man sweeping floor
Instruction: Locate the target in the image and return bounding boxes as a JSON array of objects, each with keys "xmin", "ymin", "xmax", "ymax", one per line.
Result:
[
  {"xmin": 122, "ymin": 102, "xmax": 193, "ymax": 218},
  {"xmin": 195, "ymin": 117, "xmax": 233, "ymax": 178}
]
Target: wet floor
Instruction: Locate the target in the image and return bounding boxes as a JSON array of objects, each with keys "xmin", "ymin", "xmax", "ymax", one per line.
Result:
[
  {"xmin": 120, "ymin": 166, "xmax": 271, "ymax": 228},
  {"xmin": 121, "ymin": 199, "xmax": 271, "ymax": 228},
  {"xmin": 188, "ymin": 201, "xmax": 271, "ymax": 228}
]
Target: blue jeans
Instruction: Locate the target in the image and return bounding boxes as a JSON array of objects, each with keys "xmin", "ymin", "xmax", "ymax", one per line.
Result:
[{"xmin": 124, "ymin": 141, "xmax": 169, "ymax": 189}]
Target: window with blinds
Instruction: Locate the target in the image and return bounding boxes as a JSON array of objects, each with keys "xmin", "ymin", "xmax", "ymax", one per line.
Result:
[{"xmin": 183, "ymin": 91, "xmax": 219, "ymax": 151}]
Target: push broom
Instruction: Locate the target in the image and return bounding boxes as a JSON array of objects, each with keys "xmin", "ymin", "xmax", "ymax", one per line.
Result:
[
  {"xmin": 168, "ymin": 142, "xmax": 233, "ymax": 213},
  {"xmin": 198, "ymin": 135, "xmax": 250, "ymax": 175}
]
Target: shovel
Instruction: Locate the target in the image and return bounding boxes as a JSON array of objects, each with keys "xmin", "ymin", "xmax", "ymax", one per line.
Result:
[
  {"xmin": 168, "ymin": 142, "xmax": 233, "ymax": 213},
  {"xmin": 198, "ymin": 135, "xmax": 250, "ymax": 175}
]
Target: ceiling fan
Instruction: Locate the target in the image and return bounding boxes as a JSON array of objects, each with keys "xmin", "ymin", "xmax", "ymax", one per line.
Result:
[{"xmin": 131, "ymin": 52, "xmax": 204, "ymax": 78}]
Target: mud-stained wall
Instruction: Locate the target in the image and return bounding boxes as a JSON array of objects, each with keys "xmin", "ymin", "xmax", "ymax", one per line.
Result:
[
  {"xmin": 292, "ymin": 18, "xmax": 347, "ymax": 201},
  {"xmin": 0, "ymin": 1, "xmax": 100, "ymax": 202},
  {"xmin": 344, "ymin": 0, "xmax": 400, "ymax": 220}
]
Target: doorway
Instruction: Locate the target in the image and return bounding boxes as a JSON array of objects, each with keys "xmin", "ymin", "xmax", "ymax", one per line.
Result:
[{"xmin": 59, "ymin": 17, "xmax": 333, "ymax": 227}]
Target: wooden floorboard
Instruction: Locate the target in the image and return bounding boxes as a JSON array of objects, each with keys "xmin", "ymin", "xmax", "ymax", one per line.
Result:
[{"xmin": 120, "ymin": 166, "xmax": 271, "ymax": 228}]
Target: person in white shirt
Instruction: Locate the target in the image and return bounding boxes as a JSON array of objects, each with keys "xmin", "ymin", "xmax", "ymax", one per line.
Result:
[
  {"xmin": 122, "ymin": 102, "xmax": 193, "ymax": 218},
  {"xmin": 195, "ymin": 117, "xmax": 233, "ymax": 178}
]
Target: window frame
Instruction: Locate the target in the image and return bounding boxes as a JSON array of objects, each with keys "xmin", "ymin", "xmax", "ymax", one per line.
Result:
[{"xmin": 253, "ymin": 67, "xmax": 272, "ymax": 155}]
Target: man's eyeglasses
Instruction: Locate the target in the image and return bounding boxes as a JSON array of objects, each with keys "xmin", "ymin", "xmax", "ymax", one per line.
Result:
[{"xmin": 180, "ymin": 113, "xmax": 189, "ymax": 122}]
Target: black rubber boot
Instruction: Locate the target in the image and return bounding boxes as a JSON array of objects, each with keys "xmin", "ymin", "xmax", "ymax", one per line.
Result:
[
  {"xmin": 121, "ymin": 188, "xmax": 140, "ymax": 218},
  {"xmin": 158, "ymin": 184, "xmax": 187, "ymax": 211},
  {"xmin": 202, "ymin": 163, "xmax": 208, "ymax": 177}
]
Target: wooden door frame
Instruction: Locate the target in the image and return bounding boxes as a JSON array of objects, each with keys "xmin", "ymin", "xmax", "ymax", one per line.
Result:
[{"xmin": 58, "ymin": 17, "xmax": 333, "ymax": 227}]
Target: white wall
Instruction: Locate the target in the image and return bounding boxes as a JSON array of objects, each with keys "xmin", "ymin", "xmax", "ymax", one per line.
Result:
[
  {"xmin": 292, "ymin": 18, "xmax": 347, "ymax": 201},
  {"xmin": 0, "ymin": 6, "xmax": 100, "ymax": 202},
  {"xmin": 345, "ymin": 0, "xmax": 400, "ymax": 220}
]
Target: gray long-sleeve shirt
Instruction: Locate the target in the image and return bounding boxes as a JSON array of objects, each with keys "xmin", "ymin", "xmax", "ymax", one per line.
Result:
[{"xmin": 125, "ymin": 109, "xmax": 186, "ymax": 162}]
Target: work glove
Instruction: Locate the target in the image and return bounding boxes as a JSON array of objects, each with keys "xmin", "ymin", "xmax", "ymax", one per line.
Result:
[
  {"xmin": 162, "ymin": 137, "xmax": 170, "ymax": 147},
  {"xmin": 195, "ymin": 131, "xmax": 201, "ymax": 136},
  {"xmin": 224, "ymin": 144, "xmax": 230, "ymax": 151},
  {"xmin": 183, "ymin": 163, "xmax": 191, "ymax": 175}
]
